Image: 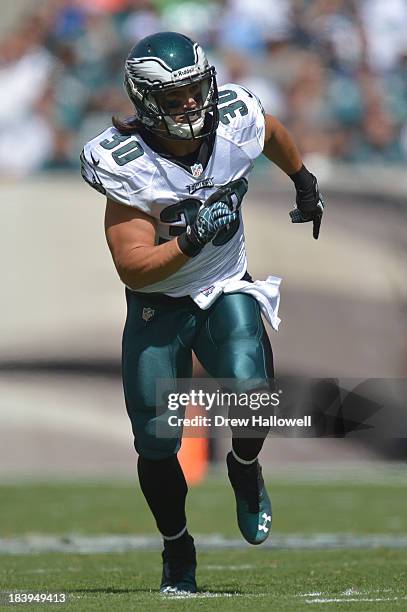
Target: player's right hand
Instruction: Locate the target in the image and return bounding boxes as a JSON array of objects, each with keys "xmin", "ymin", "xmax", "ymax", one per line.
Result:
[
  {"xmin": 177, "ymin": 180, "xmax": 247, "ymax": 257},
  {"xmin": 192, "ymin": 200, "xmax": 239, "ymax": 246}
]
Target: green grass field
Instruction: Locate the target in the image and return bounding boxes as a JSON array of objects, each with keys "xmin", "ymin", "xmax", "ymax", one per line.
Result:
[{"xmin": 1, "ymin": 472, "xmax": 407, "ymax": 610}]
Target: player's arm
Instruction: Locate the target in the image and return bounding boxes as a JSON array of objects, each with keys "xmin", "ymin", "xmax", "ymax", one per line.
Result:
[
  {"xmin": 105, "ymin": 198, "xmax": 189, "ymax": 290},
  {"xmin": 262, "ymin": 114, "xmax": 302, "ymax": 175},
  {"xmin": 262, "ymin": 114, "xmax": 325, "ymax": 240},
  {"xmin": 104, "ymin": 193, "xmax": 239, "ymax": 290}
]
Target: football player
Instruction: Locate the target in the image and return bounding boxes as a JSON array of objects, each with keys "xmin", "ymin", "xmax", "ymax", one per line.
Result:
[{"xmin": 81, "ymin": 31, "xmax": 324, "ymax": 595}]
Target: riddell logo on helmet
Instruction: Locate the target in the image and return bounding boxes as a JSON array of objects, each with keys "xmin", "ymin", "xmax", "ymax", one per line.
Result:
[{"xmin": 172, "ymin": 66, "xmax": 197, "ymax": 78}]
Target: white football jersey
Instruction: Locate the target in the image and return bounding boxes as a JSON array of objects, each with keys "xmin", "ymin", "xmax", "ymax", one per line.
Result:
[{"xmin": 81, "ymin": 83, "xmax": 265, "ymax": 297}]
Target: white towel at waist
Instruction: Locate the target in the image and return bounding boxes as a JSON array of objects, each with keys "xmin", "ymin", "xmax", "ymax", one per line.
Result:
[{"xmin": 190, "ymin": 275, "xmax": 282, "ymax": 331}]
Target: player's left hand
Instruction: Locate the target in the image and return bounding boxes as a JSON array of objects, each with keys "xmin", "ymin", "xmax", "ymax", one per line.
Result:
[{"xmin": 289, "ymin": 174, "xmax": 325, "ymax": 240}]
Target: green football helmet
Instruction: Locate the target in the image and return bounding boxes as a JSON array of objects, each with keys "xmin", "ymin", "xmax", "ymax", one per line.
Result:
[{"xmin": 124, "ymin": 31, "xmax": 219, "ymax": 140}]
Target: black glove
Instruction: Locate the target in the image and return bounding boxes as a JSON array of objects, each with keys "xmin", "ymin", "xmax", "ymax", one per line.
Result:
[
  {"xmin": 178, "ymin": 180, "xmax": 247, "ymax": 257},
  {"xmin": 289, "ymin": 165, "xmax": 325, "ymax": 240}
]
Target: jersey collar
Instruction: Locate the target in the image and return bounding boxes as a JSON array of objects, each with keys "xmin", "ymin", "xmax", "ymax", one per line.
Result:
[{"xmin": 138, "ymin": 120, "xmax": 216, "ymax": 176}]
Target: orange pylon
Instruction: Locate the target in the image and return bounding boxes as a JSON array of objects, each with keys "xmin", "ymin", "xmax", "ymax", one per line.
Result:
[{"xmin": 178, "ymin": 404, "xmax": 209, "ymax": 485}]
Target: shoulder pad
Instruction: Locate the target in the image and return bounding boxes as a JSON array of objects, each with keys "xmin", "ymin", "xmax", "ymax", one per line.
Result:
[
  {"xmin": 217, "ymin": 83, "xmax": 266, "ymax": 159},
  {"xmin": 218, "ymin": 83, "xmax": 265, "ymax": 123},
  {"xmin": 81, "ymin": 127, "xmax": 155, "ymax": 212}
]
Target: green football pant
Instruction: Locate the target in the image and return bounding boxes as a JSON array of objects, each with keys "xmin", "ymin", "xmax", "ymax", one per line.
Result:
[{"xmin": 122, "ymin": 288, "xmax": 274, "ymax": 460}]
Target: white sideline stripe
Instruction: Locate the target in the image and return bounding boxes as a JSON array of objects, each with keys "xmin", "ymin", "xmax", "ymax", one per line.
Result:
[
  {"xmin": 7, "ymin": 565, "xmax": 257, "ymax": 573},
  {"xmin": 162, "ymin": 592, "xmax": 234, "ymax": 599},
  {"xmin": 1, "ymin": 533, "xmax": 407, "ymax": 554},
  {"xmin": 161, "ymin": 592, "xmax": 267, "ymax": 599},
  {"xmin": 301, "ymin": 587, "xmax": 407, "ymax": 604},
  {"xmin": 299, "ymin": 588, "xmax": 394, "ymax": 597},
  {"xmin": 306, "ymin": 597, "xmax": 407, "ymax": 604}
]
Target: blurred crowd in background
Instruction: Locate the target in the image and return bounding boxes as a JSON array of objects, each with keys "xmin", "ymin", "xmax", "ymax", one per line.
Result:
[{"xmin": 1, "ymin": 0, "xmax": 407, "ymax": 175}]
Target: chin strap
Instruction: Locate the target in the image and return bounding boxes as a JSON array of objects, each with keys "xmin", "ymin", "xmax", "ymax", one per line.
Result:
[{"xmin": 165, "ymin": 115, "xmax": 205, "ymax": 139}]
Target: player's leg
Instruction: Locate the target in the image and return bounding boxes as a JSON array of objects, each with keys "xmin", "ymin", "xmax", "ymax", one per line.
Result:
[
  {"xmin": 122, "ymin": 289, "xmax": 197, "ymax": 592},
  {"xmin": 193, "ymin": 292, "xmax": 273, "ymax": 544},
  {"xmin": 194, "ymin": 291, "xmax": 274, "ymax": 454}
]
